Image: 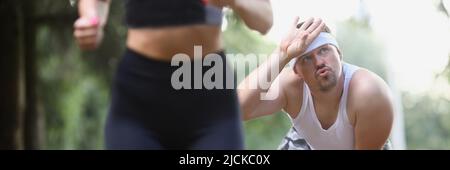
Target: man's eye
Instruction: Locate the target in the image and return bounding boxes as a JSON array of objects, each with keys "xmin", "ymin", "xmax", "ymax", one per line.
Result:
[
  {"xmin": 319, "ymin": 47, "xmax": 330, "ymax": 54},
  {"xmin": 303, "ymin": 55, "xmax": 311, "ymax": 62}
]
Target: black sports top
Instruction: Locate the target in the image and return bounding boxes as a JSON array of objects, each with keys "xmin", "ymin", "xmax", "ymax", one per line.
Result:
[{"xmin": 125, "ymin": 0, "xmax": 223, "ymax": 28}]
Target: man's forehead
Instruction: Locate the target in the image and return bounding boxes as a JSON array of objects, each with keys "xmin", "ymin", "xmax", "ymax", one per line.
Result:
[{"xmin": 301, "ymin": 44, "xmax": 335, "ymax": 57}]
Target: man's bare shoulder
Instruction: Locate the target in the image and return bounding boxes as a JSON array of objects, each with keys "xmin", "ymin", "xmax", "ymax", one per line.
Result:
[
  {"xmin": 348, "ymin": 68, "xmax": 394, "ymax": 149},
  {"xmin": 280, "ymin": 68, "xmax": 303, "ymax": 91},
  {"xmin": 348, "ymin": 68, "xmax": 394, "ymax": 118},
  {"xmin": 279, "ymin": 68, "xmax": 304, "ymax": 116},
  {"xmin": 349, "ymin": 68, "xmax": 391, "ymax": 99}
]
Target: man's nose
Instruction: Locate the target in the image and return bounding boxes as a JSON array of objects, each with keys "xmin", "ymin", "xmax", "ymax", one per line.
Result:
[{"xmin": 313, "ymin": 54, "xmax": 326, "ymax": 67}]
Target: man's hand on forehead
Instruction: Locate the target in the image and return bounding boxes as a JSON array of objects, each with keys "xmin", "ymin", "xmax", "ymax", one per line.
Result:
[
  {"xmin": 296, "ymin": 18, "xmax": 318, "ymax": 30},
  {"xmin": 281, "ymin": 17, "xmax": 325, "ymax": 61}
]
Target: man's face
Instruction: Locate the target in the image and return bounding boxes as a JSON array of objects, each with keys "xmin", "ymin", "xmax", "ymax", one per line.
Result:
[{"xmin": 294, "ymin": 44, "xmax": 342, "ymax": 92}]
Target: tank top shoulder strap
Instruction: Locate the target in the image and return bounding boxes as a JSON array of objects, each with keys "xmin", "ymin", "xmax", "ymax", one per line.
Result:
[
  {"xmin": 342, "ymin": 62, "xmax": 360, "ymax": 97},
  {"xmin": 339, "ymin": 62, "xmax": 360, "ymax": 122}
]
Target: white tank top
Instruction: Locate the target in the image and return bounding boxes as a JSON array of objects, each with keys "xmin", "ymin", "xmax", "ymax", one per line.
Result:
[{"xmin": 289, "ymin": 63, "xmax": 360, "ymax": 149}]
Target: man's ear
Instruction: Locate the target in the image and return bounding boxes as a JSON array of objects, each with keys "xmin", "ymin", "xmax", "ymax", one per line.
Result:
[
  {"xmin": 293, "ymin": 64, "xmax": 303, "ymax": 78},
  {"xmin": 336, "ymin": 48, "xmax": 343, "ymax": 60}
]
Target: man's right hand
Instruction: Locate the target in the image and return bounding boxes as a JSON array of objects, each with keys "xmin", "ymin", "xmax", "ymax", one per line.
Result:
[
  {"xmin": 73, "ymin": 16, "xmax": 104, "ymax": 50},
  {"xmin": 280, "ymin": 17, "xmax": 325, "ymax": 61}
]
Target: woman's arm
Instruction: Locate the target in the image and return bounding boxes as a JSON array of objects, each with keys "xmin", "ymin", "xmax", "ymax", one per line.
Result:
[
  {"xmin": 211, "ymin": 0, "xmax": 273, "ymax": 34},
  {"xmin": 74, "ymin": 0, "xmax": 111, "ymax": 50},
  {"xmin": 230, "ymin": 0, "xmax": 273, "ymax": 34}
]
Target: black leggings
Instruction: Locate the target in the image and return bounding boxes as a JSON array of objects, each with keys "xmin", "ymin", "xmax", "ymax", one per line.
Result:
[{"xmin": 105, "ymin": 49, "xmax": 244, "ymax": 149}]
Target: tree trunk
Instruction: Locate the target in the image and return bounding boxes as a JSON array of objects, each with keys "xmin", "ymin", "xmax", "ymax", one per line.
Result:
[
  {"xmin": 0, "ymin": 0, "xmax": 25, "ymax": 150},
  {"xmin": 23, "ymin": 0, "xmax": 44, "ymax": 149}
]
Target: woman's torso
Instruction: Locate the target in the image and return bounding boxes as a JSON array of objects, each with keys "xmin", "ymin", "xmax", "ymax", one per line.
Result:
[{"xmin": 125, "ymin": 0, "xmax": 224, "ymax": 61}]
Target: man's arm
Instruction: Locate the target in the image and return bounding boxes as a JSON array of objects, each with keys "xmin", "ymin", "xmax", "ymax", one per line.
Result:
[
  {"xmin": 238, "ymin": 17, "xmax": 325, "ymax": 120},
  {"xmin": 351, "ymin": 70, "xmax": 394, "ymax": 149},
  {"xmin": 238, "ymin": 50, "xmax": 289, "ymax": 121}
]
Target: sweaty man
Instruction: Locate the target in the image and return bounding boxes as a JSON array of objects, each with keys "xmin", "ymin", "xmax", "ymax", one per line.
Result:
[{"xmin": 238, "ymin": 17, "xmax": 394, "ymax": 149}]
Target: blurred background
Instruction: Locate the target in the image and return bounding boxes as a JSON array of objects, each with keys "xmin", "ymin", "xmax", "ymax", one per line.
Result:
[{"xmin": 1, "ymin": 0, "xmax": 449, "ymax": 150}]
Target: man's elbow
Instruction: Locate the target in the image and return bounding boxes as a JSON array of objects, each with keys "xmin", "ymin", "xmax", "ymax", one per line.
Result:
[
  {"xmin": 241, "ymin": 112, "xmax": 252, "ymax": 121},
  {"xmin": 238, "ymin": 99, "xmax": 252, "ymax": 121},
  {"xmin": 237, "ymin": 95, "xmax": 257, "ymax": 121}
]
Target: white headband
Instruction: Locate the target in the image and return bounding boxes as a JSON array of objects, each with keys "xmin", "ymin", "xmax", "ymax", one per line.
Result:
[{"xmin": 289, "ymin": 32, "xmax": 340, "ymax": 68}]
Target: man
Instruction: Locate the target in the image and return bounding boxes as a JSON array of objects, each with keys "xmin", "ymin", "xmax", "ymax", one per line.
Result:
[{"xmin": 238, "ymin": 17, "xmax": 394, "ymax": 149}]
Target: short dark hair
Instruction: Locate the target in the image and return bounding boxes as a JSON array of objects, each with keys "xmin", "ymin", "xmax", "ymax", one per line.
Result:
[{"xmin": 296, "ymin": 22, "xmax": 332, "ymax": 34}]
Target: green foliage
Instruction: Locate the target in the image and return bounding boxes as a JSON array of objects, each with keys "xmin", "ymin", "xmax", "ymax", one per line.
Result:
[
  {"xmin": 399, "ymin": 0, "xmax": 450, "ymax": 149},
  {"xmin": 336, "ymin": 16, "xmax": 450, "ymax": 149},
  {"xmin": 403, "ymin": 92, "xmax": 450, "ymax": 149},
  {"xmin": 37, "ymin": 25, "xmax": 111, "ymax": 149},
  {"xmin": 222, "ymin": 11, "xmax": 276, "ymax": 54},
  {"xmin": 243, "ymin": 114, "xmax": 292, "ymax": 150},
  {"xmin": 36, "ymin": 0, "xmax": 126, "ymax": 149},
  {"xmin": 336, "ymin": 19, "xmax": 387, "ymax": 79}
]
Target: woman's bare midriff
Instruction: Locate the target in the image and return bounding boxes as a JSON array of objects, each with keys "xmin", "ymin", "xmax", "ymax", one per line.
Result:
[{"xmin": 126, "ymin": 25, "xmax": 223, "ymax": 62}]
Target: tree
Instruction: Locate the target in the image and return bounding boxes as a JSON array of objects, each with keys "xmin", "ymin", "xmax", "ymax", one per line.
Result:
[
  {"xmin": 0, "ymin": 0, "xmax": 125, "ymax": 149},
  {"xmin": 0, "ymin": 0, "xmax": 24, "ymax": 149}
]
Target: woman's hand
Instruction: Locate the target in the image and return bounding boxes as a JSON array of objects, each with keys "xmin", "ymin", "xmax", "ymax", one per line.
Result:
[
  {"xmin": 280, "ymin": 17, "xmax": 325, "ymax": 60},
  {"xmin": 74, "ymin": 16, "xmax": 104, "ymax": 50},
  {"xmin": 73, "ymin": 0, "xmax": 110, "ymax": 50}
]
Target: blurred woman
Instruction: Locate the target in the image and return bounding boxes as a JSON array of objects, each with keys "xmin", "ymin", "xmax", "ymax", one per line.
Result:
[{"xmin": 73, "ymin": 0, "xmax": 273, "ymax": 149}]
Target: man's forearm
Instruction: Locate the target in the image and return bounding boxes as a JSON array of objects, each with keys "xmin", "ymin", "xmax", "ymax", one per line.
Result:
[
  {"xmin": 231, "ymin": 0, "xmax": 273, "ymax": 34},
  {"xmin": 238, "ymin": 48, "xmax": 289, "ymax": 117}
]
